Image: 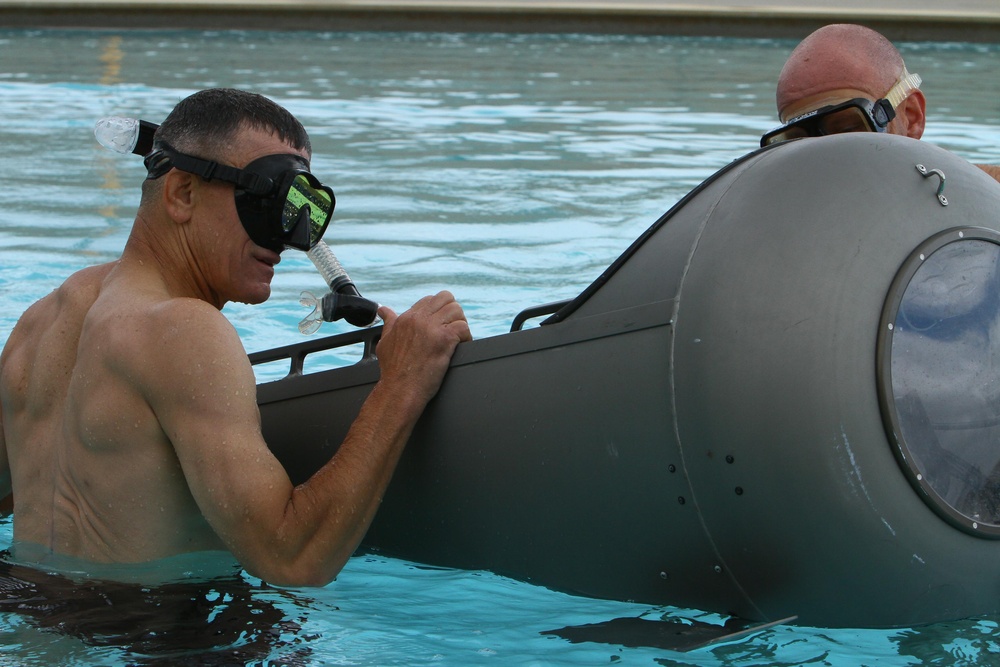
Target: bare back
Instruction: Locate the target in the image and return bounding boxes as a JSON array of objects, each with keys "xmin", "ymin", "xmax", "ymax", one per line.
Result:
[{"xmin": 0, "ymin": 261, "xmax": 230, "ymax": 564}]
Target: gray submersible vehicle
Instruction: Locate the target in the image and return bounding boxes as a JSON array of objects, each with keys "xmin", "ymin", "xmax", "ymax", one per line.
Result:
[{"xmin": 252, "ymin": 133, "xmax": 1000, "ymax": 629}]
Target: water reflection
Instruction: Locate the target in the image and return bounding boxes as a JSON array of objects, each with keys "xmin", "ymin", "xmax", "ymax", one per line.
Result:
[
  {"xmin": 891, "ymin": 239, "xmax": 1000, "ymax": 527},
  {"xmin": 1, "ymin": 31, "xmax": 998, "ymax": 350}
]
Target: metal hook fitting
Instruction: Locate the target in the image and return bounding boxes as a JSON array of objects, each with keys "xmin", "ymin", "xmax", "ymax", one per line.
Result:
[{"xmin": 915, "ymin": 164, "xmax": 948, "ymax": 206}]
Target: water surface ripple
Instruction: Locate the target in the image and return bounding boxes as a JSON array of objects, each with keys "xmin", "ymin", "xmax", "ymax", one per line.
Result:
[{"xmin": 0, "ymin": 28, "xmax": 999, "ymax": 666}]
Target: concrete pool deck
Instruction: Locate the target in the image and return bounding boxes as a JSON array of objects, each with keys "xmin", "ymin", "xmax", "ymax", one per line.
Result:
[{"xmin": 2, "ymin": 0, "xmax": 999, "ymax": 41}]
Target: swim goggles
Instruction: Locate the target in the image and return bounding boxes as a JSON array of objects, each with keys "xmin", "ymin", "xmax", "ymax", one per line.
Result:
[
  {"xmin": 144, "ymin": 143, "xmax": 335, "ymax": 253},
  {"xmin": 761, "ymin": 69, "xmax": 922, "ymax": 147}
]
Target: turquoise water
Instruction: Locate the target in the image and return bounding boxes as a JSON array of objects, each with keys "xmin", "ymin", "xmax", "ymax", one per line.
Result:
[{"xmin": 1, "ymin": 28, "xmax": 1000, "ymax": 665}]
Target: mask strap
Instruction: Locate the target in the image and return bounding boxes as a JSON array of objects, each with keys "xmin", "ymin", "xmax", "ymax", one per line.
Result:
[
  {"xmin": 145, "ymin": 143, "xmax": 276, "ymax": 196},
  {"xmin": 884, "ymin": 68, "xmax": 922, "ymax": 109}
]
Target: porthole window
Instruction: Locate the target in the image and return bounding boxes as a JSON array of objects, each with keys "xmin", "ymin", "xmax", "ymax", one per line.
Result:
[{"xmin": 878, "ymin": 228, "xmax": 1000, "ymax": 537}]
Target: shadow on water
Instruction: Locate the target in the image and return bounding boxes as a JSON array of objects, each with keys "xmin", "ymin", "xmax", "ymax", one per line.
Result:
[
  {"xmin": 542, "ymin": 613, "xmax": 798, "ymax": 653},
  {"xmin": 0, "ymin": 552, "xmax": 312, "ymax": 666}
]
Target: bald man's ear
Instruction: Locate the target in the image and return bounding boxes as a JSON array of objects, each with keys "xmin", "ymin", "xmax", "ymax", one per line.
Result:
[
  {"xmin": 162, "ymin": 169, "xmax": 197, "ymax": 225},
  {"xmin": 896, "ymin": 90, "xmax": 926, "ymax": 140}
]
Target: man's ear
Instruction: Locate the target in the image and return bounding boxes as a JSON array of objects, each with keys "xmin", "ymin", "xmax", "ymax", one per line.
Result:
[
  {"xmin": 898, "ymin": 90, "xmax": 926, "ymax": 140},
  {"xmin": 162, "ymin": 169, "xmax": 197, "ymax": 224}
]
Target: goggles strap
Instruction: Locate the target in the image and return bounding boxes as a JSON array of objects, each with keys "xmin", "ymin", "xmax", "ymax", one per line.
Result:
[
  {"xmin": 884, "ymin": 68, "xmax": 922, "ymax": 109},
  {"xmin": 145, "ymin": 143, "xmax": 276, "ymax": 196}
]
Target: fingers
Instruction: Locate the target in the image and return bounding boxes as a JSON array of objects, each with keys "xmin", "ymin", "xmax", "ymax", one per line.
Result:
[
  {"xmin": 448, "ymin": 321, "xmax": 472, "ymax": 343},
  {"xmin": 407, "ymin": 291, "xmax": 473, "ymax": 343},
  {"xmin": 444, "ymin": 310, "xmax": 473, "ymax": 343},
  {"xmin": 377, "ymin": 304, "xmax": 398, "ymax": 335},
  {"xmin": 409, "ymin": 290, "xmax": 457, "ymax": 317},
  {"xmin": 373, "ymin": 291, "xmax": 471, "ymax": 397}
]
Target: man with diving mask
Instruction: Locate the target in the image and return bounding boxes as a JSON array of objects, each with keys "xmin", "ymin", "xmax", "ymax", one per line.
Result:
[{"xmin": 0, "ymin": 88, "xmax": 472, "ymax": 588}]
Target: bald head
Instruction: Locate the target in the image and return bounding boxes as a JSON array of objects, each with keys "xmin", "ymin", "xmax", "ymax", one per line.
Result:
[{"xmin": 776, "ymin": 24, "xmax": 906, "ymax": 122}]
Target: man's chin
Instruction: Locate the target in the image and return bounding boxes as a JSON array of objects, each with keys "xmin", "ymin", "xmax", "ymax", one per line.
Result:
[{"xmin": 235, "ymin": 285, "xmax": 271, "ymax": 306}]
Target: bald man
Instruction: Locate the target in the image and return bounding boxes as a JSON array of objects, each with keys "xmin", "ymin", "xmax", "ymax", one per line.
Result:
[{"xmin": 764, "ymin": 24, "xmax": 1000, "ymax": 183}]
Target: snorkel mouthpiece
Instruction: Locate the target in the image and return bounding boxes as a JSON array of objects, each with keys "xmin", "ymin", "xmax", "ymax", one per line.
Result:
[{"xmin": 299, "ymin": 241, "xmax": 381, "ymax": 333}]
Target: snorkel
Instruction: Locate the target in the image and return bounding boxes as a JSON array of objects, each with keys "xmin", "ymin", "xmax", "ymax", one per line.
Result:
[
  {"xmin": 94, "ymin": 116, "xmax": 380, "ymax": 331},
  {"xmin": 299, "ymin": 243, "xmax": 381, "ymax": 332}
]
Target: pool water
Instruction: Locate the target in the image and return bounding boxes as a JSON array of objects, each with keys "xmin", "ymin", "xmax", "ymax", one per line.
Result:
[{"xmin": 1, "ymin": 28, "xmax": 1000, "ymax": 666}]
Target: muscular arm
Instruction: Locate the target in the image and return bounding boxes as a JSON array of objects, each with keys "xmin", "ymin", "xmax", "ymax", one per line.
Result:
[
  {"xmin": 0, "ymin": 401, "xmax": 10, "ymax": 517},
  {"xmin": 149, "ymin": 291, "xmax": 470, "ymax": 586}
]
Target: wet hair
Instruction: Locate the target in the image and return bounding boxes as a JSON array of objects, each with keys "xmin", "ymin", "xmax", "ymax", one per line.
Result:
[
  {"xmin": 140, "ymin": 88, "xmax": 311, "ymax": 204},
  {"xmin": 154, "ymin": 88, "xmax": 311, "ymax": 158}
]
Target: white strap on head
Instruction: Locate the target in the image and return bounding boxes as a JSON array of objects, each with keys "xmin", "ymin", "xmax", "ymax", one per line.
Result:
[{"xmin": 884, "ymin": 67, "xmax": 922, "ymax": 109}]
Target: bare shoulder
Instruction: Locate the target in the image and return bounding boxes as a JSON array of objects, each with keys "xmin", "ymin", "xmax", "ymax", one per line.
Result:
[
  {"xmin": 4, "ymin": 264, "xmax": 114, "ymax": 346},
  {"xmin": 144, "ymin": 295, "xmax": 242, "ymax": 343},
  {"xmin": 114, "ymin": 296, "xmax": 253, "ymax": 397},
  {"xmin": 85, "ymin": 291, "xmax": 262, "ymax": 473},
  {"xmin": 1, "ymin": 263, "xmax": 117, "ymax": 391},
  {"xmin": 41, "ymin": 263, "xmax": 117, "ymax": 324},
  {"xmin": 62, "ymin": 263, "xmax": 117, "ymax": 295}
]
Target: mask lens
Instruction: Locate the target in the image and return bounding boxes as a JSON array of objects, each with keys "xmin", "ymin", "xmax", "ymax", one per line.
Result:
[
  {"xmin": 761, "ymin": 99, "xmax": 882, "ymax": 147},
  {"xmin": 283, "ymin": 174, "xmax": 334, "ymax": 246},
  {"xmin": 817, "ymin": 106, "xmax": 874, "ymax": 134},
  {"xmin": 762, "ymin": 124, "xmax": 810, "ymax": 146}
]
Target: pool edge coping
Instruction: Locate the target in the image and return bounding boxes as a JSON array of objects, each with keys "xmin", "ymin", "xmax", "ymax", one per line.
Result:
[{"xmin": 2, "ymin": 1, "xmax": 1000, "ymax": 41}]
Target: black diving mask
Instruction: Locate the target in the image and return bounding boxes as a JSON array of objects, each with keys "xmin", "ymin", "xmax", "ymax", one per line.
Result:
[
  {"xmin": 761, "ymin": 69, "xmax": 923, "ymax": 148},
  {"xmin": 760, "ymin": 97, "xmax": 895, "ymax": 147},
  {"xmin": 144, "ymin": 143, "xmax": 335, "ymax": 253}
]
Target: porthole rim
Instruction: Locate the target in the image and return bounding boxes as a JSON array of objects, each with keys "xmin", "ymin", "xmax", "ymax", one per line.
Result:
[{"xmin": 876, "ymin": 226, "xmax": 1000, "ymax": 539}]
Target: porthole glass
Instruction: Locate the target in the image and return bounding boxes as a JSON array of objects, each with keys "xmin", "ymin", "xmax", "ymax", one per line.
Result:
[{"xmin": 879, "ymin": 229, "xmax": 1000, "ymax": 537}]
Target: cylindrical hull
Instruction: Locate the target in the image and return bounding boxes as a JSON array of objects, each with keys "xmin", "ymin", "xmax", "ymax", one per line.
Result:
[{"xmin": 256, "ymin": 134, "xmax": 1000, "ymax": 627}]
